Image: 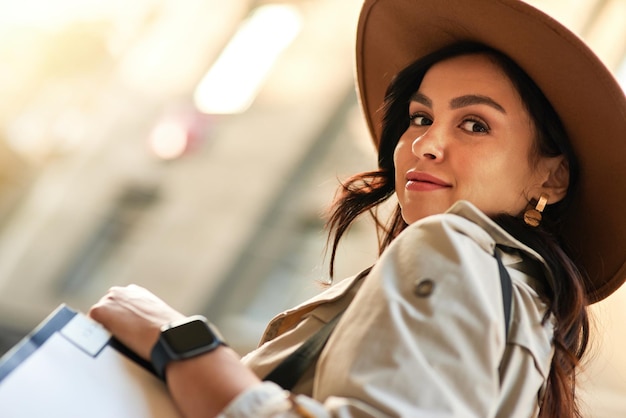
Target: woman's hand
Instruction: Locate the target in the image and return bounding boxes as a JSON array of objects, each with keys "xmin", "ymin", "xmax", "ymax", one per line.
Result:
[
  {"xmin": 89, "ymin": 284, "xmax": 187, "ymax": 360},
  {"xmin": 90, "ymin": 285, "xmax": 263, "ymax": 418}
]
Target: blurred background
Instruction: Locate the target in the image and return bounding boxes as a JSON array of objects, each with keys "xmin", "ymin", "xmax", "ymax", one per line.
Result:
[{"xmin": 0, "ymin": 0, "xmax": 623, "ymax": 416}]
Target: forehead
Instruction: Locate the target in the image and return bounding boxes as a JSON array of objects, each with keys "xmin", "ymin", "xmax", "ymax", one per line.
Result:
[{"xmin": 418, "ymin": 53, "xmax": 520, "ymax": 102}]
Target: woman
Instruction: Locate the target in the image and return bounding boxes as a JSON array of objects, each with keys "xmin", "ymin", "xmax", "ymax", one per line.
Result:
[{"xmin": 89, "ymin": 0, "xmax": 626, "ymax": 417}]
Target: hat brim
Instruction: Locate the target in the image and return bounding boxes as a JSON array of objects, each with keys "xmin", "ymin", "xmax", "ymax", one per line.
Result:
[{"xmin": 356, "ymin": 0, "xmax": 626, "ymax": 303}]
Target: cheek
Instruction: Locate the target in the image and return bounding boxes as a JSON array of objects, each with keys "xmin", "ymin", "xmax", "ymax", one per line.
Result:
[
  {"xmin": 393, "ymin": 141, "xmax": 408, "ymax": 177},
  {"xmin": 479, "ymin": 154, "xmax": 536, "ymax": 211},
  {"xmin": 394, "ymin": 134, "xmax": 416, "ymax": 162},
  {"xmin": 393, "ymin": 137, "xmax": 407, "ymax": 161},
  {"xmin": 393, "ymin": 142, "xmax": 409, "ymax": 202},
  {"xmin": 457, "ymin": 153, "xmax": 522, "ymax": 197}
]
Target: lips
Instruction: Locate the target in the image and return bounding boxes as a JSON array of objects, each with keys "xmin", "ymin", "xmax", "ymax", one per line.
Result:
[{"xmin": 405, "ymin": 171, "xmax": 451, "ymax": 191}]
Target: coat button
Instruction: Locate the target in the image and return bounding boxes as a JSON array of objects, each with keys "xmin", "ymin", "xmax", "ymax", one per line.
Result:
[{"xmin": 413, "ymin": 279, "xmax": 435, "ymax": 297}]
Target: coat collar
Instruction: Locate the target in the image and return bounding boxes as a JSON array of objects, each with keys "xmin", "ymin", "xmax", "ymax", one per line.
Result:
[
  {"xmin": 444, "ymin": 200, "xmax": 553, "ymax": 281},
  {"xmin": 259, "ymin": 267, "xmax": 371, "ymax": 342}
]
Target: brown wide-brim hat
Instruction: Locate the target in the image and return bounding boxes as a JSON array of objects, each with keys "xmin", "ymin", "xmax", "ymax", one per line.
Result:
[{"xmin": 356, "ymin": 0, "xmax": 626, "ymax": 303}]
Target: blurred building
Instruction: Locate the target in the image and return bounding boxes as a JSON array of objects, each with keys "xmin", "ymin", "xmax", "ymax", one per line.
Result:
[{"xmin": 0, "ymin": 0, "xmax": 624, "ymax": 416}]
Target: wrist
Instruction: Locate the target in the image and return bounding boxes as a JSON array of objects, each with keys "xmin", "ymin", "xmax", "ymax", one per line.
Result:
[{"xmin": 165, "ymin": 346, "xmax": 261, "ymax": 418}]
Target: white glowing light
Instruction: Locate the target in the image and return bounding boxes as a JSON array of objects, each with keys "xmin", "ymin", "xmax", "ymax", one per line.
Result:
[{"xmin": 193, "ymin": 4, "xmax": 301, "ymax": 114}]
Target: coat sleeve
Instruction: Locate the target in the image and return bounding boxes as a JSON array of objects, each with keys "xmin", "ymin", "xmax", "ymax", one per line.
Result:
[{"xmin": 220, "ymin": 214, "xmax": 544, "ymax": 417}]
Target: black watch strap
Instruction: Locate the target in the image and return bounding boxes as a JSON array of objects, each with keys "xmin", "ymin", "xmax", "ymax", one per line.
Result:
[{"xmin": 151, "ymin": 340, "xmax": 174, "ymax": 380}]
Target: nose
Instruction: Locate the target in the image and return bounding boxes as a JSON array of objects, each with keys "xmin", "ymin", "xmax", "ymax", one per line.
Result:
[{"xmin": 411, "ymin": 127, "xmax": 444, "ymax": 161}]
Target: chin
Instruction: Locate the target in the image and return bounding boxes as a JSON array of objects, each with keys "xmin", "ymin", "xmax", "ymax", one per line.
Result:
[{"xmin": 401, "ymin": 209, "xmax": 439, "ymax": 225}]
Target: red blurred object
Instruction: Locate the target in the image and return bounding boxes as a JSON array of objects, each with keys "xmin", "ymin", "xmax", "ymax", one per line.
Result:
[{"xmin": 148, "ymin": 106, "xmax": 214, "ymax": 160}]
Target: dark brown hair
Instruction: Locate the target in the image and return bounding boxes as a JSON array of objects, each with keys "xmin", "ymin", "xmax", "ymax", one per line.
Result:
[{"xmin": 325, "ymin": 42, "xmax": 589, "ymax": 417}]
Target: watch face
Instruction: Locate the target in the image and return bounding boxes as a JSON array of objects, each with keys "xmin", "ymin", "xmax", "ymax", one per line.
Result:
[{"xmin": 162, "ymin": 319, "xmax": 218, "ymax": 354}]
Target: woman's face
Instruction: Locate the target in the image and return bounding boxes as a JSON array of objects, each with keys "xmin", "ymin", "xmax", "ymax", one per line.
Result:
[{"xmin": 394, "ymin": 53, "xmax": 556, "ymax": 224}]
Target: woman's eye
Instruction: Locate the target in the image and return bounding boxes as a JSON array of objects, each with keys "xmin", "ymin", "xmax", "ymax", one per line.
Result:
[
  {"xmin": 409, "ymin": 114, "xmax": 433, "ymax": 126},
  {"xmin": 460, "ymin": 119, "xmax": 489, "ymax": 133}
]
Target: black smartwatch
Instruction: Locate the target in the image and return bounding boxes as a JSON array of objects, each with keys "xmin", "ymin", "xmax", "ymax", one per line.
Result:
[{"xmin": 150, "ymin": 315, "xmax": 227, "ymax": 380}]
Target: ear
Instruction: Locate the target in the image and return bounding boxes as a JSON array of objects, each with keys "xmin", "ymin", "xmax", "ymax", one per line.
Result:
[{"xmin": 538, "ymin": 155, "xmax": 569, "ymax": 204}]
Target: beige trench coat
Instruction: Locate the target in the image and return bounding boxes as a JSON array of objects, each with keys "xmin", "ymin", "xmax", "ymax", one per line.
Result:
[{"xmin": 221, "ymin": 201, "xmax": 555, "ymax": 418}]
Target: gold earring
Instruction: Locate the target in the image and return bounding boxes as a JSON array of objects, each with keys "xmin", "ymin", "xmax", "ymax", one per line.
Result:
[{"xmin": 524, "ymin": 194, "xmax": 548, "ymax": 227}]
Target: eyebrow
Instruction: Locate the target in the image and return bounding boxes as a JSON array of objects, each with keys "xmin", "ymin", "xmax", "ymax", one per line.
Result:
[
  {"xmin": 410, "ymin": 92, "xmax": 432, "ymax": 108},
  {"xmin": 451, "ymin": 94, "xmax": 506, "ymax": 114},
  {"xmin": 410, "ymin": 92, "xmax": 506, "ymax": 114}
]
